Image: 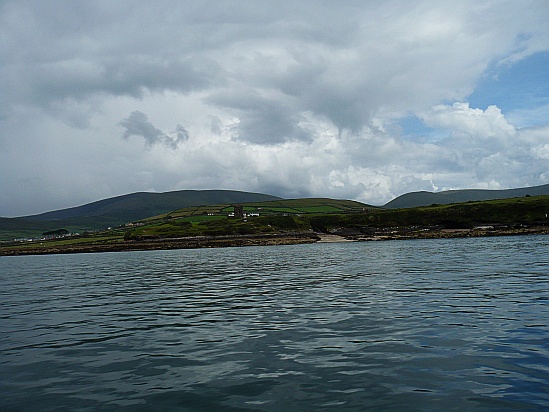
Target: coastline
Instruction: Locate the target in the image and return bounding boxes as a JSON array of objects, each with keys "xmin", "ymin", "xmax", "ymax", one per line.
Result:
[
  {"xmin": 1, "ymin": 226, "xmax": 548, "ymax": 256},
  {"xmin": 0, "ymin": 233, "xmax": 320, "ymax": 256},
  {"xmin": 347, "ymin": 225, "xmax": 549, "ymax": 241}
]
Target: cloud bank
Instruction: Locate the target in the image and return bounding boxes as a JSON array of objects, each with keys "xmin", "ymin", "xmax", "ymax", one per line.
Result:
[{"xmin": 1, "ymin": 1, "xmax": 549, "ymax": 216}]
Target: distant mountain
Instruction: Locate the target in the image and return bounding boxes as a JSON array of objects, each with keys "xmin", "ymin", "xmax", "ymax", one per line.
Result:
[
  {"xmin": 384, "ymin": 184, "xmax": 549, "ymax": 209},
  {"xmin": 26, "ymin": 190, "xmax": 281, "ymax": 221},
  {"xmin": 0, "ymin": 190, "xmax": 281, "ymax": 236}
]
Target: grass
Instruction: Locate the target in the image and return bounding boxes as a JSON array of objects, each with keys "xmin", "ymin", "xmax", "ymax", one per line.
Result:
[
  {"xmin": 2, "ymin": 195, "xmax": 548, "ymax": 254},
  {"xmin": 308, "ymin": 195, "xmax": 549, "ymax": 231}
]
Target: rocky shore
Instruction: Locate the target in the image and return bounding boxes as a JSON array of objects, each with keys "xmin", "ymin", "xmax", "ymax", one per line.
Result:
[
  {"xmin": 345, "ymin": 225, "xmax": 549, "ymax": 241},
  {"xmin": 2, "ymin": 226, "xmax": 548, "ymax": 256},
  {"xmin": 0, "ymin": 233, "xmax": 320, "ymax": 256}
]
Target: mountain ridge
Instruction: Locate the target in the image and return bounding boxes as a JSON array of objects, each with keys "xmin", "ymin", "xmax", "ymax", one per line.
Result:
[
  {"xmin": 3, "ymin": 183, "xmax": 549, "ymax": 241},
  {"xmin": 0, "ymin": 190, "xmax": 282, "ymax": 238},
  {"xmin": 384, "ymin": 183, "xmax": 549, "ymax": 208},
  {"xmin": 25, "ymin": 189, "xmax": 282, "ymax": 221}
]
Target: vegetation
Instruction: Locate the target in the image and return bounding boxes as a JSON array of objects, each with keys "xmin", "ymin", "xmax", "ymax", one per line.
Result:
[
  {"xmin": 1, "ymin": 195, "xmax": 548, "ymax": 255},
  {"xmin": 42, "ymin": 229, "xmax": 69, "ymax": 237},
  {"xmin": 0, "ymin": 190, "xmax": 282, "ymax": 240},
  {"xmin": 385, "ymin": 183, "xmax": 549, "ymax": 208},
  {"xmin": 123, "ymin": 199, "xmax": 354, "ymax": 240},
  {"xmin": 309, "ymin": 195, "xmax": 549, "ymax": 232}
]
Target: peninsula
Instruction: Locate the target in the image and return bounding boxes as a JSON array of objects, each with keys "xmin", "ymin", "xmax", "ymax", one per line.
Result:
[{"xmin": 1, "ymin": 194, "xmax": 548, "ymax": 256}]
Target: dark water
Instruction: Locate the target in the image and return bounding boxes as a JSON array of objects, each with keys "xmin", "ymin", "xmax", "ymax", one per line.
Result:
[{"xmin": 1, "ymin": 236, "xmax": 548, "ymax": 411}]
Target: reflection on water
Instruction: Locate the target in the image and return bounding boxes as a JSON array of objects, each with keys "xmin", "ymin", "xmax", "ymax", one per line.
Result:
[{"xmin": 1, "ymin": 236, "xmax": 548, "ymax": 411}]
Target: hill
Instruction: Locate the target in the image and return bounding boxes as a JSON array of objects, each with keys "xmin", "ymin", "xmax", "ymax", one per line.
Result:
[
  {"xmin": 25, "ymin": 190, "xmax": 282, "ymax": 221},
  {"xmin": 384, "ymin": 183, "xmax": 549, "ymax": 208},
  {"xmin": 0, "ymin": 196, "xmax": 374, "ymax": 244},
  {"xmin": 2, "ymin": 195, "xmax": 548, "ymax": 255},
  {"xmin": 314, "ymin": 195, "xmax": 549, "ymax": 232},
  {"xmin": 0, "ymin": 190, "xmax": 281, "ymax": 241},
  {"xmin": 124, "ymin": 197, "xmax": 373, "ymax": 240},
  {"xmin": 145, "ymin": 197, "xmax": 372, "ymax": 221}
]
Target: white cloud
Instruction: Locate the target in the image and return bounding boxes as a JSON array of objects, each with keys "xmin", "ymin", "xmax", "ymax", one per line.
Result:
[
  {"xmin": 533, "ymin": 143, "xmax": 549, "ymax": 160},
  {"xmin": 1, "ymin": 1, "xmax": 549, "ymax": 216},
  {"xmin": 420, "ymin": 103, "xmax": 516, "ymax": 138}
]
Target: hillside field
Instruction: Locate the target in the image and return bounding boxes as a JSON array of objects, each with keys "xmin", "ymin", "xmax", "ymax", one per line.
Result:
[{"xmin": 1, "ymin": 195, "xmax": 548, "ymax": 255}]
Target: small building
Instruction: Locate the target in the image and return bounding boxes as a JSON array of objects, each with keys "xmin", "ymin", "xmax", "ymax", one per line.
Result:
[{"xmin": 233, "ymin": 204, "xmax": 244, "ymax": 218}]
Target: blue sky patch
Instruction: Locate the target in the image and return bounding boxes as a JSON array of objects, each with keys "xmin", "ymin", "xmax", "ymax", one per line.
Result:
[{"xmin": 469, "ymin": 51, "xmax": 549, "ymax": 127}]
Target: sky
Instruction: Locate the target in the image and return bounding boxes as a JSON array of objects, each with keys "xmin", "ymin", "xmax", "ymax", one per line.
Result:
[{"xmin": 2, "ymin": 1, "xmax": 549, "ymax": 217}]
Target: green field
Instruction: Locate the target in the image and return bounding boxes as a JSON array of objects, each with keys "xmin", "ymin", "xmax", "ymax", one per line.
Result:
[
  {"xmin": 148, "ymin": 198, "xmax": 371, "ymax": 220},
  {"xmin": 2, "ymin": 195, "xmax": 548, "ymax": 253},
  {"xmin": 308, "ymin": 195, "xmax": 549, "ymax": 232}
]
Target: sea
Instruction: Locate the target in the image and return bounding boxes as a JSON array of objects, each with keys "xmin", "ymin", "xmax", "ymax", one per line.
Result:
[{"xmin": 1, "ymin": 235, "xmax": 548, "ymax": 411}]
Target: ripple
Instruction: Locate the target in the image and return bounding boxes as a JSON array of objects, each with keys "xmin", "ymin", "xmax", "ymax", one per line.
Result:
[{"xmin": 1, "ymin": 236, "xmax": 548, "ymax": 411}]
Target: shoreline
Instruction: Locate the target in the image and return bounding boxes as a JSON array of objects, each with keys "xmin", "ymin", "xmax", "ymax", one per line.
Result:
[
  {"xmin": 1, "ymin": 226, "xmax": 548, "ymax": 256},
  {"xmin": 347, "ymin": 226, "xmax": 549, "ymax": 241},
  {"xmin": 0, "ymin": 233, "xmax": 320, "ymax": 256}
]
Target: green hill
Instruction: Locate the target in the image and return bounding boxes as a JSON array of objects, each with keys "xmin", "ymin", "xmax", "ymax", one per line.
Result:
[
  {"xmin": 122, "ymin": 197, "xmax": 374, "ymax": 240},
  {"xmin": 3, "ymin": 185, "xmax": 548, "ymax": 245},
  {"xmin": 384, "ymin": 183, "xmax": 549, "ymax": 208},
  {"xmin": 121, "ymin": 195, "xmax": 549, "ymax": 241},
  {"xmin": 312, "ymin": 195, "xmax": 549, "ymax": 232},
  {"xmin": 0, "ymin": 197, "xmax": 374, "ymax": 245},
  {"xmin": 2, "ymin": 195, "xmax": 547, "ymax": 255},
  {"xmin": 25, "ymin": 190, "xmax": 281, "ymax": 221},
  {"xmin": 146, "ymin": 197, "xmax": 372, "ymax": 220},
  {"xmin": 0, "ymin": 190, "xmax": 281, "ymax": 241}
]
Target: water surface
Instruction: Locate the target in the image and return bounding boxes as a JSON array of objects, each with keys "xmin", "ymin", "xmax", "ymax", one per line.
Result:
[{"xmin": 1, "ymin": 236, "xmax": 548, "ymax": 411}]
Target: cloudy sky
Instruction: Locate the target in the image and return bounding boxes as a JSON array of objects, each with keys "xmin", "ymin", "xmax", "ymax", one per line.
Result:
[{"xmin": 2, "ymin": 1, "xmax": 549, "ymax": 217}]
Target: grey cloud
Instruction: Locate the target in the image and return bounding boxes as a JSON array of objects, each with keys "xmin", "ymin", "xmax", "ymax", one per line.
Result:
[
  {"xmin": 4, "ymin": 0, "xmax": 548, "ymax": 141},
  {"xmin": 0, "ymin": 1, "xmax": 399, "ymax": 138},
  {"xmin": 14, "ymin": 56, "xmax": 220, "ymax": 112},
  {"xmin": 232, "ymin": 105, "xmax": 311, "ymax": 145},
  {"xmin": 207, "ymin": 89, "xmax": 311, "ymax": 144},
  {"xmin": 2, "ymin": 1, "xmax": 549, "ymax": 216},
  {"xmin": 0, "ymin": 1, "xmax": 223, "ymax": 119},
  {"xmin": 120, "ymin": 111, "xmax": 164, "ymax": 146},
  {"xmin": 272, "ymin": 61, "xmax": 374, "ymax": 134},
  {"xmin": 120, "ymin": 111, "xmax": 189, "ymax": 149},
  {"xmin": 209, "ymin": 116, "xmax": 223, "ymax": 134},
  {"xmin": 172, "ymin": 125, "xmax": 190, "ymax": 149},
  {"xmin": 174, "ymin": 125, "xmax": 190, "ymax": 141}
]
